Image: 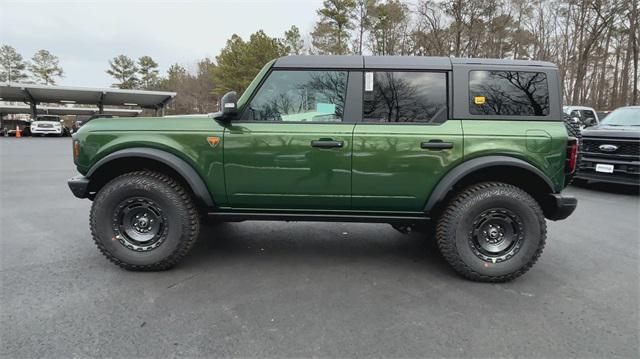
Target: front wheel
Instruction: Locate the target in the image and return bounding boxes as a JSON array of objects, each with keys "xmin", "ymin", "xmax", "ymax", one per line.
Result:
[
  {"xmin": 90, "ymin": 170, "xmax": 200, "ymax": 270},
  {"xmin": 436, "ymin": 182, "xmax": 546, "ymax": 282}
]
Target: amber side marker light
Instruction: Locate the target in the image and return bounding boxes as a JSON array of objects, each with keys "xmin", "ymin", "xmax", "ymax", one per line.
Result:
[{"xmin": 207, "ymin": 136, "xmax": 221, "ymax": 148}]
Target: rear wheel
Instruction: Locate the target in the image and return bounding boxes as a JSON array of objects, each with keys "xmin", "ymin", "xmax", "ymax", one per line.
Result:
[
  {"xmin": 436, "ymin": 182, "xmax": 546, "ymax": 282},
  {"xmin": 90, "ymin": 170, "xmax": 200, "ymax": 270}
]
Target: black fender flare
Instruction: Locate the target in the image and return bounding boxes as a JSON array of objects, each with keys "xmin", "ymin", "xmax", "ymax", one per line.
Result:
[
  {"xmin": 86, "ymin": 147, "xmax": 215, "ymax": 207},
  {"xmin": 423, "ymin": 155, "xmax": 555, "ymax": 215}
]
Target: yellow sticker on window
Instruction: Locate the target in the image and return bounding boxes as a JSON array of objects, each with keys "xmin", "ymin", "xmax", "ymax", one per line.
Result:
[{"xmin": 474, "ymin": 96, "xmax": 486, "ymax": 105}]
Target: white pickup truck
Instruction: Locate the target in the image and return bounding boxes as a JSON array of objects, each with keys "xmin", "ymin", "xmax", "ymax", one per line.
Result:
[{"xmin": 563, "ymin": 106, "xmax": 600, "ymax": 129}]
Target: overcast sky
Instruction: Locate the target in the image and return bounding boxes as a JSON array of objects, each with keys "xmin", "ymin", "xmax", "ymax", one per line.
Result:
[{"xmin": 0, "ymin": 0, "xmax": 322, "ymax": 87}]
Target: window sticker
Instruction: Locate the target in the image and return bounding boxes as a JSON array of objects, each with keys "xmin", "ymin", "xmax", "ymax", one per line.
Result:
[
  {"xmin": 474, "ymin": 96, "xmax": 486, "ymax": 105},
  {"xmin": 365, "ymin": 72, "xmax": 374, "ymax": 92}
]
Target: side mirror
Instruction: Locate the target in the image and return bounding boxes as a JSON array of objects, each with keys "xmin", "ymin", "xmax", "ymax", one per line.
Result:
[
  {"xmin": 214, "ymin": 91, "xmax": 238, "ymax": 121},
  {"xmin": 585, "ymin": 117, "xmax": 596, "ymax": 127}
]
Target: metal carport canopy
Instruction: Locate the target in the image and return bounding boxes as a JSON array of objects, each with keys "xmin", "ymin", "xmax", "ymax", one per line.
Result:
[
  {"xmin": 0, "ymin": 82, "xmax": 175, "ymax": 109},
  {"xmin": 0, "ymin": 104, "xmax": 142, "ymax": 117}
]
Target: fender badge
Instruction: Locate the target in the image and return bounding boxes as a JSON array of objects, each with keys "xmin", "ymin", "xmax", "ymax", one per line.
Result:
[{"xmin": 207, "ymin": 136, "xmax": 221, "ymax": 148}]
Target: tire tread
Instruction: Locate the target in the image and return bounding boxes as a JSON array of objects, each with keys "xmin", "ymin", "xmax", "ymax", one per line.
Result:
[
  {"xmin": 90, "ymin": 170, "xmax": 200, "ymax": 271},
  {"xmin": 436, "ymin": 181, "xmax": 547, "ymax": 282}
]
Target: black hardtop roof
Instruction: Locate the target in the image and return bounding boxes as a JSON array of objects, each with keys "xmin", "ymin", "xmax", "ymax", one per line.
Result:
[{"xmin": 273, "ymin": 55, "xmax": 556, "ymax": 70}]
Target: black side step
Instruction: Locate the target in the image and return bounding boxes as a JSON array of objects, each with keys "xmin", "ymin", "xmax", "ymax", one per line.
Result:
[{"xmin": 207, "ymin": 212, "xmax": 430, "ymax": 225}]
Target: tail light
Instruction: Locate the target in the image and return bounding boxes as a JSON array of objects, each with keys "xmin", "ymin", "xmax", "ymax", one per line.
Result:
[{"xmin": 566, "ymin": 138, "xmax": 578, "ymax": 174}]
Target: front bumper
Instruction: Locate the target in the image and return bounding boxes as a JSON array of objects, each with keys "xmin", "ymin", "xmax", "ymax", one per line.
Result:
[
  {"xmin": 545, "ymin": 194, "xmax": 577, "ymax": 221},
  {"xmin": 575, "ymin": 164, "xmax": 640, "ymax": 186},
  {"xmin": 68, "ymin": 176, "xmax": 90, "ymax": 198},
  {"xmin": 575, "ymin": 171, "xmax": 640, "ymax": 186},
  {"xmin": 31, "ymin": 127, "xmax": 62, "ymax": 135}
]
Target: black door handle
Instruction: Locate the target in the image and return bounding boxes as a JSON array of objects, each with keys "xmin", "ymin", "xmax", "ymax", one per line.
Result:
[
  {"xmin": 421, "ymin": 141, "xmax": 454, "ymax": 150},
  {"xmin": 311, "ymin": 140, "xmax": 344, "ymax": 148}
]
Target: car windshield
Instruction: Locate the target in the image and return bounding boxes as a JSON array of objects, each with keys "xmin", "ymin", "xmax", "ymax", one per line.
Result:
[{"xmin": 600, "ymin": 108, "xmax": 640, "ymax": 126}]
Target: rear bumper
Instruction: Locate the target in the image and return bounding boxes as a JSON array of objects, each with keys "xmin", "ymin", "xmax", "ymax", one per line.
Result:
[
  {"xmin": 68, "ymin": 176, "xmax": 90, "ymax": 198},
  {"xmin": 545, "ymin": 193, "xmax": 577, "ymax": 221}
]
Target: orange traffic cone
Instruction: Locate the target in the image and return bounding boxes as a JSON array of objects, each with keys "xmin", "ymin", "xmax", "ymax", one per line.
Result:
[{"xmin": 15, "ymin": 125, "xmax": 21, "ymax": 138}]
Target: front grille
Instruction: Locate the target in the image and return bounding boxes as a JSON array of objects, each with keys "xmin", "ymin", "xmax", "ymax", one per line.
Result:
[
  {"xmin": 581, "ymin": 138, "xmax": 639, "ymax": 157},
  {"xmin": 38, "ymin": 123, "xmax": 53, "ymax": 128}
]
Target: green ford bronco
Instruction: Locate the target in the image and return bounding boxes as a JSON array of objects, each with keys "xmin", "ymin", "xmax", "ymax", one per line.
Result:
[{"xmin": 68, "ymin": 56, "xmax": 578, "ymax": 282}]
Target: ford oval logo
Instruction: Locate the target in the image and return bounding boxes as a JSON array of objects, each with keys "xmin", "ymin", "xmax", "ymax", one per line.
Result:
[{"xmin": 599, "ymin": 144, "xmax": 618, "ymax": 152}]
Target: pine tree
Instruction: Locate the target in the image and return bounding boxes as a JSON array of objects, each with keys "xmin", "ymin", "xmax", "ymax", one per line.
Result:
[
  {"xmin": 0, "ymin": 45, "xmax": 29, "ymax": 82},
  {"xmin": 137, "ymin": 56, "xmax": 159, "ymax": 89},
  {"xmin": 106, "ymin": 55, "xmax": 138, "ymax": 89},
  {"xmin": 29, "ymin": 49, "xmax": 64, "ymax": 85},
  {"xmin": 311, "ymin": 0, "xmax": 356, "ymax": 54},
  {"xmin": 284, "ymin": 25, "xmax": 305, "ymax": 55},
  {"xmin": 212, "ymin": 30, "xmax": 288, "ymax": 95}
]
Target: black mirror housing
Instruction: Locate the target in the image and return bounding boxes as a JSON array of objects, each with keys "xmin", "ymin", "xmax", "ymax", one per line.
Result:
[{"xmin": 214, "ymin": 91, "xmax": 238, "ymax": 121}]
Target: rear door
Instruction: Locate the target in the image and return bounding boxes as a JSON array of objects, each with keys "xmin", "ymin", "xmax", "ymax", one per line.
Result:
[
  {"xmin": 351, "ymin": 69, "xmax": 464, "ymax": 212},
  {"xmin": 223, "ymin": 69, "xmax": 355, "ymax": 210}
]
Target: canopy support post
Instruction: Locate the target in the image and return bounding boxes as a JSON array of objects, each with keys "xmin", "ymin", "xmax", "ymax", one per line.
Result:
[
  {"xmin": 98, "ymin": 92, "xmax": 105, "ymax": 114},
  {"xmin": 23, "ymin": 88, "xmax": 38, "ymax": 119}
]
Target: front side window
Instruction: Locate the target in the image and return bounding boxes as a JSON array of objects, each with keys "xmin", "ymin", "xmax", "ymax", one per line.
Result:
[
  {"xmin": 469, "ymin": 70, "xmax": 550, "ymax": 116},
  {"xmin": 245, "ymin": 70, "xmax": 347, "ymax": 122},
  {"xmin": 363, "ymin": 72, "xmax": 448, "ymax": 123}
]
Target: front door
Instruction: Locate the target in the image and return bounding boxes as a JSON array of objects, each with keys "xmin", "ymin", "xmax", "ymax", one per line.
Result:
[
  {"xmin": 223, "ymin": 69, "xmax": 354, "ymax": 210},
  {"xmin": 352, "ymin": 70, "xmax": 464, "ymax": 212}
]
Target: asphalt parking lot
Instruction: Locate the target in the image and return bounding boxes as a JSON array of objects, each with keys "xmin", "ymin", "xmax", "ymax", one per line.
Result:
[{"xmin": 1, "ymin": 137, "xmax": 638, "ymax": 358}]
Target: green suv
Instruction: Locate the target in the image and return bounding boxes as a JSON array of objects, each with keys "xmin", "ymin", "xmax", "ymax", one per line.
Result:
[{"xmin": 68, "ymin": 56, "xmax": 578, "ymax": 282}]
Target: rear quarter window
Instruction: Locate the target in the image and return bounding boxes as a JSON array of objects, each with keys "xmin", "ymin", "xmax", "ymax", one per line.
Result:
[{"xmin": 469, "ymin": 70, "xmax": 550, "ymax": 117}]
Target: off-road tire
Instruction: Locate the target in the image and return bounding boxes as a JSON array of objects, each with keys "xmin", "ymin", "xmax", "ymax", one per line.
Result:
[
  {"xmin": 436, "ymin": 182, "xmax": 546, "ymax": 282},
  {"xmin": 90, "ymin": 170, "xmax": 200, "ymax": 271}
]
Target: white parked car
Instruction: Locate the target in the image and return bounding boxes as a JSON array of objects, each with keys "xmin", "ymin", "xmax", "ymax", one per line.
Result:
[
  {"xmin": 30, "ymin": 115, "xmax": 64, "ymax": 136},
  {"xmin": 563, "ymin": 106, "xmax": 600, "ymax": 129}
]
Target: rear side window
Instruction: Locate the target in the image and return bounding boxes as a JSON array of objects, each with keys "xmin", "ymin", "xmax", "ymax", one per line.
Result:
[
  {"xmin": 363, "ymin": 72, "xmax": 447, "ymax": 123},
  {"xmin": 469, "ymin": 70, "xmax": 549, "ymax": 116}
]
